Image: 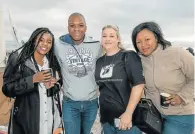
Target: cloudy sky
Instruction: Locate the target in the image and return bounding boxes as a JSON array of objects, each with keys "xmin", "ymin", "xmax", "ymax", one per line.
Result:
[{"xmin": 1, "ymin": 0, "xmax": 194, "ymax": 48}]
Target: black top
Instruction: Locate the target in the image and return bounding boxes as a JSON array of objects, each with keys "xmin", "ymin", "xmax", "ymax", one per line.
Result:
[{"xmin": 95, "ymin": 50, "xmax": 145, "ymax": 125}]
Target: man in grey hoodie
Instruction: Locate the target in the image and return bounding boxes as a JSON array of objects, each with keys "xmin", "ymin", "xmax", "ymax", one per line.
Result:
[{"xmin": 54, "ymin": 13, "xmax": 102, "ymax": 134}]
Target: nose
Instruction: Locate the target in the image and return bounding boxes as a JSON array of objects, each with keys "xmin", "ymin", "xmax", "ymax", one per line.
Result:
[
  {"xmin": 42, "ymin": 41, "xmax": 49, "ymax": 47},
  {"xmin": 141, "ymin": 40, "xmax": 147, "ymax": 47},
  {"xmin": 105, "ymin": 36, "xmax": 110, "ymax": 41},
  {"xmin": 74, "ymin": 25, "xmax": 80, "ymax": 31}
]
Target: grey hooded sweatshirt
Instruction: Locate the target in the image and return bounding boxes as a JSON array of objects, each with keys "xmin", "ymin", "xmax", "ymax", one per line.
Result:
[{"xmin": 55, "ymin": 34, "xmax": 102, "ymax": 101}]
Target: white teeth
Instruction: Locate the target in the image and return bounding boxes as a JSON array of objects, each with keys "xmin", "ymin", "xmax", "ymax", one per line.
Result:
[{"xmin": 41, "ymin": 48, "xmax": 46, "ymax": 50}]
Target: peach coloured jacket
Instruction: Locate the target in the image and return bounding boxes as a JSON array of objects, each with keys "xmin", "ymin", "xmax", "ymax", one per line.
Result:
[{"xmin": 141, "ymin": 45, "xmax": 194, "ymax": 115}]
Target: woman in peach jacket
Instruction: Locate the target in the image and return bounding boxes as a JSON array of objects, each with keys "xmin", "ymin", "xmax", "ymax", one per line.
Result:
[{"xmin": 131, "ymin": 21, "xmax": 194, "ymax": 134}]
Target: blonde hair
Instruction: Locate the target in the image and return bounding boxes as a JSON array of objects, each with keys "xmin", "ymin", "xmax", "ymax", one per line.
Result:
[{"xmin": 102, "ymin": 25, "xmax": 124, "ymax": 49}]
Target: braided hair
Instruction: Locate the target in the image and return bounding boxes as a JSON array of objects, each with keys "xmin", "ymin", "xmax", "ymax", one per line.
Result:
[{"xmin": 10, "ymin": 27, "xmax": 62, "ymax": 84}]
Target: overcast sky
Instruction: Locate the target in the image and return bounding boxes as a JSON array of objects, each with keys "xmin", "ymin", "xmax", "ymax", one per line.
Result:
[{"xmin": 1, "ymin": 0, "xmax": 194, "ymax": 48}]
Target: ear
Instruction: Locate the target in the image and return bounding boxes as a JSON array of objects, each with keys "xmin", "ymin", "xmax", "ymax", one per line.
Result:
[
  {"xmin": 155, "ymin": 38, "xmax": 158, "ymax": 43},
  {"xmin": 117, "ymin": 35, "xmax": 120, "ymax": 41}
]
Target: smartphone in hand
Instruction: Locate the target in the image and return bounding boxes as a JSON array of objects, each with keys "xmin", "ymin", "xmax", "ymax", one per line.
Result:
[{"xmin": 114, "ymin": 118, "xmax": 120, "ymax": 128}]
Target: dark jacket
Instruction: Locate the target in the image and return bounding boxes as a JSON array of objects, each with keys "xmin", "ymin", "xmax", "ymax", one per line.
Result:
[{"xmin": 2, "ymin": 52, "xmax": 58, "ymax": 134}]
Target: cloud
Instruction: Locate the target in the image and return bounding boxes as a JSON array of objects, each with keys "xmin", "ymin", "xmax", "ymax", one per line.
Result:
[{"xmin": 1, "ymin": 0, "xmax": 194, "ymax": 49}]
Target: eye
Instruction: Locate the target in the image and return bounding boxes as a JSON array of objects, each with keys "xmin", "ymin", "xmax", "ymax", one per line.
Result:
[
  {"xmin": 39, "ymin": 38, "xmax": 44, "ymax": 42},
  {"xmin": 79, "ymin": 24, "xmax": 84, "ymax": 27},
  {"xmin": 69, "ymin": 25, "xmax": 75, "ymax": 28},
  {"xmin": 136, "ymin": 41, "xmax": 141, "ymax": 44},
  {"xmin": 47, "ymin": 41, "xmax": 52, "ymax": 44}
]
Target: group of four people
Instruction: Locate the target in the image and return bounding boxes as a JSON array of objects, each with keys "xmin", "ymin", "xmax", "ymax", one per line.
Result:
[{"xmin": 2, "ymin": 12, "xmax": 194, "ymax": 134}]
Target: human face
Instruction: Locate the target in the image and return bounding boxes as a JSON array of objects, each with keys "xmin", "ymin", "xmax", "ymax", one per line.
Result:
[
  {"xmin": 101, "ymin": 28, "xmax": 120, "ymax": 52},
  {"xmin": 68, "ymin": 15, "xmax": 87, "ymax": 44},
  {"xmin": 34, "ymin": 33, "xmax": 53, "ymax": 56},
  {"xmin": 136, "ymin": 29, "xmax": 158, "ymax": 56}
]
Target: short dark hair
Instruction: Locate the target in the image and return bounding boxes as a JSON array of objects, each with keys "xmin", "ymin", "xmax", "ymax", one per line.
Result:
[
  {"xmin": 131, "ymin": 21, "xmax": 171, "ymax": 52},
  {"xmin": 68, "ymin": 12, "xmax": 86, "ymax": 25}
]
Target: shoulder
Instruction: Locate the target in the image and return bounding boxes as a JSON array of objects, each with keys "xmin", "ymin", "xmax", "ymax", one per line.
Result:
[
  {"xmin": 165, "ymin": 46, "xmax": 191, "ymax": 57},
  {"xmin": 165, "ymin": 46, "xmax": 182, "ymax": 52},
  {"xmin": 121, "ymin": 49, "xmax": 138, "ymax": 55},
  {"xmin": 96, "ymin": 55, "xmax": 105, "ymax": 64},
  {"xmin": 83, "ymin": 36, "xmax": 101, "ymax": 52},
  {"xmin": 7, "ymin": 51, "xmax": 19, "ymax": 65},
  {"xmin": 55, "ymin": 35, "xmax": 70, "ymax": 46},
  {"xmin": 56, "ymin": 34, "xmax": 74, "ymax": 46},
  {"xmin": 121, "ymin": 50, "xmax": 140, "ymax": 61},
  {"xmin": 83, "ymin": 35, "xmax": 100, "ymax": 44}
]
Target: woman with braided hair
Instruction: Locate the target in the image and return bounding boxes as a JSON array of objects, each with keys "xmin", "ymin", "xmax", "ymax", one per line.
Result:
[{"xmin": 2, "ymin": 27, "xmax": 63, "ymax": 134}]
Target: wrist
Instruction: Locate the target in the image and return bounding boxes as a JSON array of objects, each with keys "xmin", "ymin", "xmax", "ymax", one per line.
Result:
[
  {"xmin": 125, "ymin": 109, "xmax": 133, "ymax": 116},
  {"xmin": 32, "ymin": 74, "xmax": 38, "ymax": 83},
  {"xmin": 176, "ymin": 94, "xmax": 186, "ymax": 105}
]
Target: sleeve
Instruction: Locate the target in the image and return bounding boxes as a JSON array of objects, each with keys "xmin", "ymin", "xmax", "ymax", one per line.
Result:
[
  {"xmin": 176, "ymin": 48, "xmax": 194, "ymax": 105},
  {"xmin": 2, "ymin": 53, "xmax": 35, "ymax": 98},
  {"xmin": 54, "ymin": 41, "xmax": 62, "ymax": 66},
  {"xmin": 95, "ymin": 58, "xmax": 101, "ymax": 86},
  {"xmin": 124, "ymin": 51, "xmax": 145, "ymax": 86},
  {"xmin": 54, "ymin": 41, "xmax": 64, "ymax": 87}
]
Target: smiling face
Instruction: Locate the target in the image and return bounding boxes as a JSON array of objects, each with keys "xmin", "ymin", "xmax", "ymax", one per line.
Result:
[
  {"xmin": 68, "ymin": 15, "xmax": 87, "ymax": 44},
  {"xmin": 136, "ymin": 29, "xmax": 158, "ymax": 56},
  {"xmin": 101, "ymin": 27, "xmax": 120, "ymax": 52},
  {"xmin": 34, "ymin": 32, "xmax": 53, "ymax": 56}
]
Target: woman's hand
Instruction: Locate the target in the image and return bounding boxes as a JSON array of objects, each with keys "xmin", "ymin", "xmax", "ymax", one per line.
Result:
[
  {"xmin": 33, "ymin": 70, "xmax": 52, "ymax": 83},
  {"xmin": 53, "ymin": 127, "xmax": 62, "ymax": 134},
  {"xmin": 164, "ymin": 94, "xmax": 184, "ymax": 106},
  {"xmin": 119, "ymin": 111, "xmax": 132, "ymax": 130},
  {"xmin": 44, "ymin": 77, "xmax": 57, "ymax": 89}
]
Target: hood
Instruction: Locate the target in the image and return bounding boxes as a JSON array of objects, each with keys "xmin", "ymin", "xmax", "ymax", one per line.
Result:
[{"xmin": 59, "ymin": 34, "xmax": 99, "ymax": 45}]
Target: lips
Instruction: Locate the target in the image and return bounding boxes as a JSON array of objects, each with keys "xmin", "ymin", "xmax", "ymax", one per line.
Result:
[
  {"xmin": 39, "ymin": 47, "xmax": 48, "ymax": 52},
  {"xmin": 73, "ymin": 34, "xmax": 82, "ymax": 39},
  {"xmin": 74, "ymin": 32, "xmax": 81, "ymax": 36},
  {"xmin": 142, "ymin": 48, "xmax": 149, "ymax": 52}
]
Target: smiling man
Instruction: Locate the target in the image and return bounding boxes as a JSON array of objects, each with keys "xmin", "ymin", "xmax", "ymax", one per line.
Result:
[{"xmin": 54, "ymin": 13, "xmax": 102, "ymax": 134}]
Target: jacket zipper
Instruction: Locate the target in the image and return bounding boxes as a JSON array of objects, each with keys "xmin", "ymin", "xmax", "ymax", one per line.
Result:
[{"xmin": 152, "ymin": 55, "xmax": 164, "ymax": 114}]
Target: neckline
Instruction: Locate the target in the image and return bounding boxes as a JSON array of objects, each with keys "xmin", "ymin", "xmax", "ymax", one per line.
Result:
[{"xmin": 105, "ymin": 49, "xmax": 121, "ymax": 57}]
